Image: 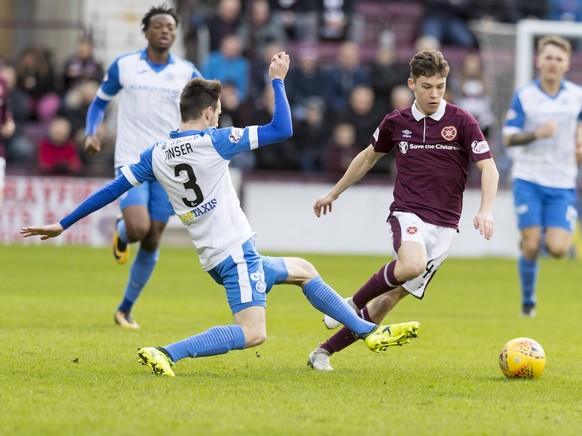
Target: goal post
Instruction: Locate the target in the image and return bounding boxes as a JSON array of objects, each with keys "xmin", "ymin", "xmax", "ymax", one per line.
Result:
[{"xmin": 515, "ymin": 19, "xmax": 582, "ymax": 88}]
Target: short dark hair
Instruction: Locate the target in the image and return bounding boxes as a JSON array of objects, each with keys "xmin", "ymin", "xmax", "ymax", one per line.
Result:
[
  {"xmin": 180, "ymin": 78, "xmax": 222, "ymax": 122},
  {"xmin": 141, "ymin": 4, "xmax": 179, "ymax": 32},
  {"xmin": 409, "ymin": 50, "xmax": 450, "ymax": 81}
]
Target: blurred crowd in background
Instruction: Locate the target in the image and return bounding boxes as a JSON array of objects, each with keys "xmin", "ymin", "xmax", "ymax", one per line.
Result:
[{"xmin": 0, "ymin": 0, "xmax": 580, "ymax": 183}]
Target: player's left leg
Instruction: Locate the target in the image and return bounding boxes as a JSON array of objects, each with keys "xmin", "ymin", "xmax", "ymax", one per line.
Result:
[
  {"xmin": 309, "ymin": 222, "xmax": 453, "ymax": 370},
  {"xmin": 323, "ymin": 211, "xmax": 428, "ymax": 330}
]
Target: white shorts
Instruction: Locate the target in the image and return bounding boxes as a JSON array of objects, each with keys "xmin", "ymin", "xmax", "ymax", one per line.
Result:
[{"xmin": 388, "ymin": 211, "xmax": 456, "ymax": 299}]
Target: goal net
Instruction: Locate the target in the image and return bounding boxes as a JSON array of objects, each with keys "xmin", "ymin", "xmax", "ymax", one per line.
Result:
[
  {"xmin": 470, "ymin": 19, "xmax": 582, "ymax": 186},
  {"xmin": 472, "ymin": 19, "xmax": 582, "ymax": 256}
]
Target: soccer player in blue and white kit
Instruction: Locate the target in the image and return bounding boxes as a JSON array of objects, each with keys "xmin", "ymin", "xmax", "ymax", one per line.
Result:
[
  {"xmin": 21, "ymin": 52, "xmax": 420, "ymax": 377},
  {"xmin": 503, "ymin": 35, "xmax": 582, "ymax": 317},
  {"xmin": 84, "ymin": 5, "xmax": 202, "ymax": 329}
]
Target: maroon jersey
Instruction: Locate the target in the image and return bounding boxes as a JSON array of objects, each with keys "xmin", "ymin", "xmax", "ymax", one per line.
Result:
[{"xmin": 371, "ymin": 101, "xmax": 492, "ymax": 228}]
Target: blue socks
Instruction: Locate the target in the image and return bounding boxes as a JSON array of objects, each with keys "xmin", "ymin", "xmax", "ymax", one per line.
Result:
[
  {"xmin": 117, "ymin": 248, "xmax": 159, "ymax": 313},
  {"xmin": 303, "ymin": 276, "xmax": 376, "ymax": 336},
  {"xmin": 518, "ymin": 256, "xmax": 538, "ymax": 306},
  {"xmin": 164, "ymin": 325, "xmax": 246, "ymax": 362},
  {"xmin": 117, "ymin": 219, "xmax": 128, "ymax": 244}
]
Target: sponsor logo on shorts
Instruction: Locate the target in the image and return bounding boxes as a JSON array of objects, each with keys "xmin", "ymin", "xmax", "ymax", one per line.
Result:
[
  {"xmin": 441, "ymin": 126, "xmax": 457, "ymax": 141},
  {"xmin": 406, "ymin": 226, "xmax": 418, "ymax": 235},
  {"xmin": 251, "ymin": 271, "xmax": 266, "ymax": 293}
]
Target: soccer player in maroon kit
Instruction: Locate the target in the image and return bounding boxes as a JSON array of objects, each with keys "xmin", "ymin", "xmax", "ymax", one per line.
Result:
[{"xmin": 308, "ymin": 50, "xmax": 499, "ymax": 371}]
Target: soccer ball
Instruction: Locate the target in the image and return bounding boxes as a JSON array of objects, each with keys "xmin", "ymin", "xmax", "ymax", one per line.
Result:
[{"xmin": 499, "ymin": 337, "xmax": 546, "ymax": 379}]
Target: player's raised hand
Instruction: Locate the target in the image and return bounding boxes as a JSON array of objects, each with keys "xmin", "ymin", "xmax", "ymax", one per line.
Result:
[
  {"xmin": 268, "ymin": 51, "xmax": 290, "ymax": 81},
  {"xmin": 20, "ymin": 224, "xmax": 64, "ymax": 240},
  {"xmin": 84, "ymin": 134, "xmax": 101, "ymax": 155},
  {"xmin": 313, "ymin": 192, "xmax": 336, "ymax": 218},
  {"xmin": 473, "ymin": 210, "xmax": 494, "ymax": 240}
]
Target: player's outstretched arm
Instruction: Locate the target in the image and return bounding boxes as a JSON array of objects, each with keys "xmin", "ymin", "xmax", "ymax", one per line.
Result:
[
  {"xmin": 20, "ymin": 175, "xmax": 133, "ymax": 240},
  {"xmin": 20, "ymin": 224, "xmax": 64, "ymax": 240},
  {"xmin": 473, "ymin": 158, "xmax": 498, "ymax": 240}
]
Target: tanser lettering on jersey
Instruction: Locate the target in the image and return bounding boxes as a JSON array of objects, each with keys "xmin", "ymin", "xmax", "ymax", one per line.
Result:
[
  {"xmin": 178, "ymin": 198, "xmax": 218, "ymax": 223},
  {"xmin": 165, "ymin": 142, "xmax": 194, "ymax": 160}
]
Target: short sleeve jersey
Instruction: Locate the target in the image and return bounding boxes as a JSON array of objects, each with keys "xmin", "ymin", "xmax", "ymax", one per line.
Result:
[
  {"xmin": 372, "ymin": 100, "xmax": 492, "ymax": 228},
  {"xmin": 97, "ymin": 49, "xmax": 201, "ymax": 168},
  {"xmin": 121, "ymin": 125, "xmax": 259, "ymax": 271},
  {"xmin": 502, "ymin": 79, "xmax": 582, "ymax": 189}
]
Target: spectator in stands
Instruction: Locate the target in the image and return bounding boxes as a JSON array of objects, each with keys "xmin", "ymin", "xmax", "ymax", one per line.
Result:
[
  {"xmin": 61, "ymin": 79, "xmax": 103, "ymax": 167},
  {"xmin": 249, "ymin": 41, "xmax": 286, "ymax": 102},
  {"xmin": 15, "ymin": 46, "xmax": 61, "ymax": 125},
  {"xmin": 238, "ymin": 0, "xmax": 288, "ymax": 62},
  {"xmin": 549, "ymin": 0, "xmax": 582, "ymax": 21},
  {"xmin": 37, "ymin": 116, "xmax": 82, "ymax": 176},
  {"xmin": 389, "ymin": 84, "xmax": 414, "ymax": 112},
  {"xmin": 286, "ymin": 43, "xmax": 327, "ymax": 119},
  {"xmin": 269, "ymin": 0, "xmax": 319, "ymax": 42},
  {"xmin": 414, "ymin": 34, "xmax": 441, "ymax": 53},
  {"xmin": 203, "ymin": 34, "xmax": 250, "ymax": 100},
  {"xmin": 450, "ymin": 52, "xmax": 495, "ymax": 139},
  {"xmin": 252, "ymin": 84, "xmax": 298, "ymax": 171},
  {"xmin": 471, "ymin": 0, "xmax": 548, "ymax": 22},
  {"xmin": 324, "ymin": 41, "xmax": 370, "ymax": 113},
  {"xmin": 0, "ymin": 63, "xmax": 34, "ymax": 163},
  {"xmin": 370, "ymin": 45, "xmax": 409, "ymax": 115},
  {"xmin": 219, "ymin": 81, "xmax": 255, "ymax": 172},
  {"xmin": 421, "ymin": 0, "xmax": 476, "ymax": 48},
  {"xmin": 334, "ymin": 84, "xmax": 383, "ymax": 151},
  {"xmin": 319, "ymin": 0, "xmax": 359, "ymax": 42},
  {"xmin": 204, "ymin": 0, "xmax": 242, "ymax": 52},
  {"xmin": 62, "ymin": 38, "xmax": 104, "ymax": 93},
  {"xmin": 322, "ymin": 121, "xmax": 359, "ymax": 176},
  {"xmin": 0, "ymin": 68, "xmax": 15, "ymax": 161},
  {"xmin": 293, "ymin": 96, "xmax": 329, "ymax": 172}
]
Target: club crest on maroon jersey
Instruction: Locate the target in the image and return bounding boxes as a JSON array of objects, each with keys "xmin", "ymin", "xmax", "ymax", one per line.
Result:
[{"xmin": 441, "ymin": 126, "xmax": 457, "ymax": 141}]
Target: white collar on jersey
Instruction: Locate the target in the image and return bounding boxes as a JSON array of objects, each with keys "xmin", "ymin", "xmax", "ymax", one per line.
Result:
[{"xmin": 412, "ymin": 99, "xmax": 447, "ymax": 121}]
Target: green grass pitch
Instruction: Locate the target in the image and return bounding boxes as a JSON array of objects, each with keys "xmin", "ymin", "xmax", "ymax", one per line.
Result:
[{"xmin": 1, "ymin": 244, "xmax": 581, "ymax": 435}]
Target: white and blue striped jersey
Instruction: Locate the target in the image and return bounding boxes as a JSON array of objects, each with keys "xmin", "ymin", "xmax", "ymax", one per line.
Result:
[
  {"xmin": 121, "ymin": 126, "xmax": 258, "ymax": 270},
  {"xmin": 63, "ymin": 79, "xmax": 291, "ymax": 269},
  {"xmin": 503, "ymin": 79, "xmax": 582, "ymax": 188},
  {"xmin": 96, "ymin": 49, "xmax": 201, "ymax": 168}
]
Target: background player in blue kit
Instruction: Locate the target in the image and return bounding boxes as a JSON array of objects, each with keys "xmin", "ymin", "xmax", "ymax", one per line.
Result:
[
  {"xmin": 503, "ymin": 35, "xmax": 582, "ymax": 317},
  {"xmin": 84, "ymin": 5, "xmax": 202, "ymax": 329},
  {"xmin": 307, "ymin": 50, "xmax": 499, "ymax": 371},
  {"xmin": 21, "ymin": 52, "xmax": 420, "ymax": 377}
]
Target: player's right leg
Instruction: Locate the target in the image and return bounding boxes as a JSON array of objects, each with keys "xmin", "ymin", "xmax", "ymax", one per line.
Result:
[
  {"xmin": 139, "ymin": 240, "xmax": 267, "ymax": 376},
  {"xmin": 281, "ymin": 257, "xmax": 419, "ymax": 352},
  {"xmin": 309, "ymin": 288, "xmax": 408, "ymax": 370},
  {"xmin": 115, "ymin": 180, "xmax": 172, "ymax": 328}
]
